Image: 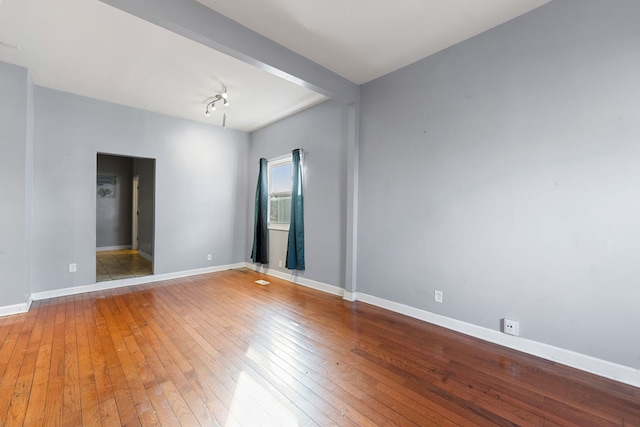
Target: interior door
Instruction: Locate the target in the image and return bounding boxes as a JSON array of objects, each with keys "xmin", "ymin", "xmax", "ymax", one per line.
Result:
[{"xmin": 132, "ymin": 175, "xmax": 139, "ymax": 250}]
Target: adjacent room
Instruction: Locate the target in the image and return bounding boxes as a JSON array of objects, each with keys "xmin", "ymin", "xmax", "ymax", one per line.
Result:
[
  {"xmin": 1, "ymin": 0, "xmax": 639, "ymax": 425},
  {"xmin": 96, "ymin": 153, "xmax": 155, "ymax": 281}
]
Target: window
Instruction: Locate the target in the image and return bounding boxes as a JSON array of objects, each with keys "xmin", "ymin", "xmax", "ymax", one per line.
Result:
[{"xmin": 268, "ymin": 155, "xmax": 292, "ymax": 230}]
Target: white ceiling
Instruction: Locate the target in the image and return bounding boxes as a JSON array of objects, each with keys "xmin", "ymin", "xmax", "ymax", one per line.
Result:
[
  {"xmin": 0, "ymin": 0, "xmax": 550, "ymax": 132},
  {"xmin": 196, "ymin": 0, "xmax": 550, "ymax": 85}
]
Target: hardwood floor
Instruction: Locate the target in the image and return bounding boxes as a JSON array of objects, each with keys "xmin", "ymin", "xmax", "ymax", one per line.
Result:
[{"xmin": 1, "ymin": 269, "xmax": 638, "ymax": 426}]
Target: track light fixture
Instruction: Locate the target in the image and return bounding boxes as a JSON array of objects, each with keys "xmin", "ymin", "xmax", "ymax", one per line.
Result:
[{"xmin": 205, "ymin": 85, "xmax": 229, "ymax": 128}]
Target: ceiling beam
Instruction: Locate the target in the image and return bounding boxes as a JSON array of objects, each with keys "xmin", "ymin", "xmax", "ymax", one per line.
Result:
[{"xmin": 99, "ymin": 0, "xmax": 359, "ymax": 104}]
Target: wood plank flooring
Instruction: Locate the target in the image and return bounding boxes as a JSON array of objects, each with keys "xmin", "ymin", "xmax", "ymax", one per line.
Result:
[{"xmin": 1, "ymin": 269, "xmax": 638, "ymax": 426}]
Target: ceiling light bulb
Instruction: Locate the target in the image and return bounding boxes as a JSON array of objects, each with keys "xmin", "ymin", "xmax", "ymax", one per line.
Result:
[
  {"xmin": 204, "ymin": 110, "xmax": 210, "ymax": 117},
  {"xmin": 224, "ymin": 100, "xmax": 229, "ymax": 107},
  {"xmin": 221, "ymin": 87, "xmax": 228, "ymax": 100}
]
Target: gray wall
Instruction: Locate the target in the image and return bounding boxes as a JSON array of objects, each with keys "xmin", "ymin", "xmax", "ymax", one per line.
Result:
[
  {"xmin": 0, "ymin": 62, "xmax": 32, "ymax": 306},
  {"xmin": 358, "ymin": 0, "xmax": 640, "ymax": 369},
  {"xmin": 249, "ymin": 100, "xmax": 348, "ymax": 287},
  {"xmin": 96, "ymin": 154, "xmax": 133, "ymax": 249},
  {"xmin": 33, "ymin": 87, "xmax": 249, "ymax": 292}
]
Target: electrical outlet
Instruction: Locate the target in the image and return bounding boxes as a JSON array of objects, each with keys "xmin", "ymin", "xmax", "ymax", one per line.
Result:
[
  {"xmin": 434, "ymin": 290, "xmax": 443, "ymax": 303},
  {"xmin": 278, "ymin": 260, "xmax": 283, "ymax": 268},
  {"xmin": 503, "ymin": 318, "xmax": 520, "ymax": 336},
  {"xmin": 69, "ymin": 263, "xmax": 77, "ymax": 273},
  {"xmin": 207, "ymin": 254, "xmax": 212, "ymax": 261}
]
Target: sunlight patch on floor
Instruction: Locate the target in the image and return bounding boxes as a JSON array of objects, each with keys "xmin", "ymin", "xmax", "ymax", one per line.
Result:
[{"xmin": 226, "ymin": 371, "xmax": 299, "ymax": 427}]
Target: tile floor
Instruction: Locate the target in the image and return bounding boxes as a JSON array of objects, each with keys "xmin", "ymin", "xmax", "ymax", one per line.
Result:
[{"xmin": 96, "ymin": 249, "xmax": 153, "ymax": 282}]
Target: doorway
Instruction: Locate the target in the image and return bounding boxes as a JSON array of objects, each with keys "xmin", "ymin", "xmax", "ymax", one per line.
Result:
[{"xmin": 96, "ymin": 153, "xmax": 155, "ymax": 282}]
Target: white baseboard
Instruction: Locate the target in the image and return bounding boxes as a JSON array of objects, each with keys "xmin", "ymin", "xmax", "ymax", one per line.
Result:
[
  {"xmin": 14, "ymin": 260, "xmax": 640, "ymax": 389},
  {"xmin": 241, "ymin": 265, "xmax": 640, "ymax": 389},
  {"xmin": 244, "ymin": 262, "xmax": 345, "ymax": 297},
  {"xmin": 96, "ymin": 245, "xmax": 132, "ymax": 252},
  {"xmin": 0, "ymin": 299, "xmax": 32, "ymax": 317},
  {"xmin": 356, "ymin": 292, "xmax": 640, "ymax": 389},
  {"xmin": 343, "ymin": 291, "xmax": 357, "ymax": 302},
  {"xmin": 31, "ymin": 262, "xmax": 246, "ymax": 301},
  {"xmin": 138, "ymin": 250, "xmax": 153, "ymax": 262}
]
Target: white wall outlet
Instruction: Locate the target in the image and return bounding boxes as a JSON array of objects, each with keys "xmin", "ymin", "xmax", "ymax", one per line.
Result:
[
  {"xmin": 68, "ymin": 263, "xmax": 77, "ymax": 273},
  {"xmin": 503, "ymin": 318, "xmax": 520, "ymax": 336},
  {"xmin": 207, "ymin": 254, "xmax": 212, "ymax": 261},
  {"xmin": 434, "ymin": 290, "xmax": 443, "ymax": 303},
  {"xmin": 278, "ymin": 260, "xmax": 283, "ymax": 268}
]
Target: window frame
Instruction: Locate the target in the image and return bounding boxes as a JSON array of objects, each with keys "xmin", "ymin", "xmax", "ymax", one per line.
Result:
[{"xmin": 267, "ymin": 154, "xmax": 293, "ymax": 231}]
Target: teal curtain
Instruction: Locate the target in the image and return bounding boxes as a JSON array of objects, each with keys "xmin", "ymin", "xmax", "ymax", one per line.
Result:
[
  {"xmin": 286, "ymin": 149, "xmax": 305, "ymax": 270},
  {"xmin": 251, "ymin": 158, "xmax": 269, "ymax": 264}
]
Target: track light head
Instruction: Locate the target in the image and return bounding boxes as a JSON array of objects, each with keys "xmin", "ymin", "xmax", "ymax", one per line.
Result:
[{"xmin": 204, "ymin": 83, "xmax": 229, "ymax": 127}]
